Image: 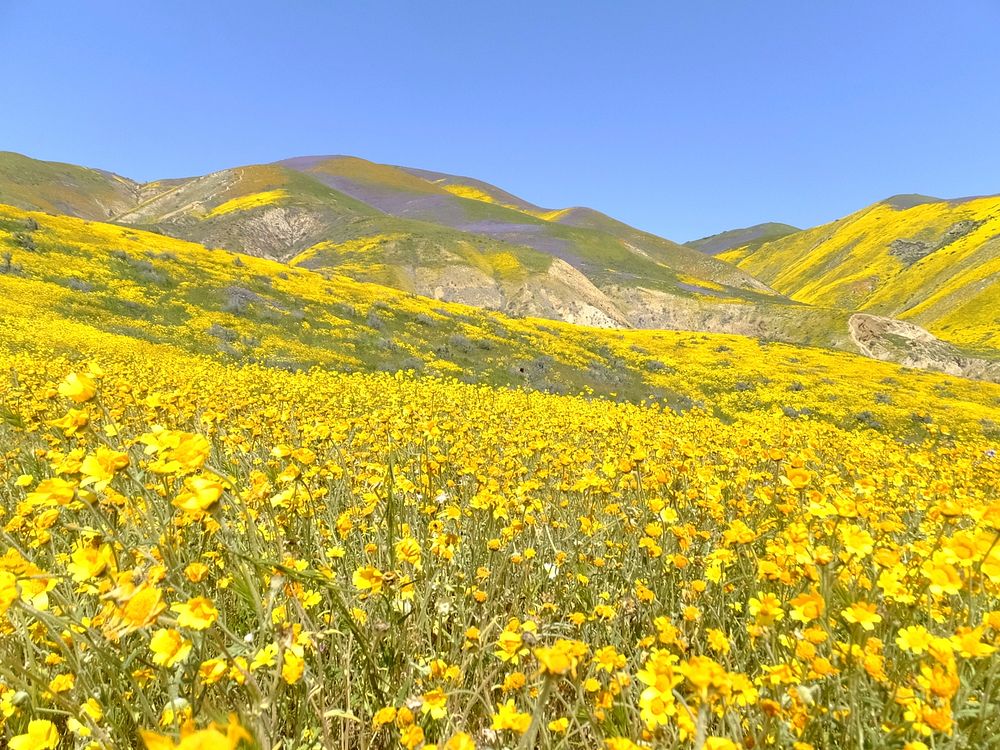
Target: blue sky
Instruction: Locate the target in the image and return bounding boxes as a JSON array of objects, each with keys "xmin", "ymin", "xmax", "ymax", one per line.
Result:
[{"xmin": 1, "ymin": 1, "xmax": 998, "ymax": 240}]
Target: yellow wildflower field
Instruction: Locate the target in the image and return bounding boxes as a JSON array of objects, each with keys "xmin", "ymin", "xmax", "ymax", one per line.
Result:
[
  {"xmin": 0, "ymin": 313, "xmax": 998, "ymax": 750},
  {"xmin": 1, "ymin": 205, "xmax": 1000, "ymax": 749}
]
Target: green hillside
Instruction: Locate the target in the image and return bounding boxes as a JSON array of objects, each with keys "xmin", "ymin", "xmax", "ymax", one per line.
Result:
[
  {"xmin": 0, "ymin": 152, "xmax": 854, "ymax": 349},
  {"xmin": 3, "ymin": 151, "xmax": 999, "ymax": 369}
]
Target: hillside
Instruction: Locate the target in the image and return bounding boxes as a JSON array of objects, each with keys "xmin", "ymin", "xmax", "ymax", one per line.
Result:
[
  {"xmin": 721, "ymin": 194, "xmax": 1000, "ymax": 352},
  {"xmin": 686, "ymin": 222, "xmax": 800, "ymax": 255},
  {"xmin": 0, "ymin": 152, "xmax": 864, "ymax": 351},
  {"xmin": 3, "ymin": 164, "xmax": 1000, "ymax": 750},
  {"xmin": 3, "ymin": 152, "xmax": 1000, "ymax": 376},
  {"xmin": 2, "ymin": 203, "xmax": 997, "ymax": 433},
  {"xmin": 0, "ymin": 150, "xmax": 139, "ymax": 219}
]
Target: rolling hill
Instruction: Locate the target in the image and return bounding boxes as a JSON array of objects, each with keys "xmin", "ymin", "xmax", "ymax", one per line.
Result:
[
  {"xmin": 1, "ymin": 202, "xmax": 998, "ymax": 434},
  {"xmin": 0, "ymin": 151, "xmax": 855, "ymax": 351},
  {"xmin": 0, "ymin": 150, "xmax": 139, "ymax": 219},
  {"xmin": 719, "ymin": 194, "xmax": 1000, "ymax": 352},
  {"xmin": 2, "ymin": 151, "xmax": 999, "ymax": 379}
]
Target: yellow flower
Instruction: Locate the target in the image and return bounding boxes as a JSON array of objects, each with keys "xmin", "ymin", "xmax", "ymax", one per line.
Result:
[
  {"xmin": 782, "ymin": 467, "xmax": 811, "ymax": 490},
  {"xmin": 173, "ymin": 475, "xmax": 224, "ymax": 514},
  {"xmin": 842, "ymin": 601, "xmax": 882, "ymax": 630},
  {"xmin": 184, "ymin": 561, "xmax": 210, "ymax": 583},
  {"xmin": 605, "ymin": 740, "xmax": 644, "ymax": 750},
  {"xmin": 142, "ymin": 429, "xmax": 211, "ymax": 474},
  {"xmin": 281, "ymin": 650, "xmax": 305, "ymax": 684},
  {"xmin": 923, "ymin": 554, "xmax": 963, "ymax": 596},
  {"xmin": 81, "ymin": 698, "xmax": 103, "ymax": 722},
  {"xmin": 421, "ymin": 688, "xmax": 448, "ymax": 719},
  {"xmin": 47, "ymin": 673, "xmax": 75, "ymax": 693},
  {"xmin": 79, "ymin": 446, "xmax": 129, "ymax": 490},
  {"xmin": 443, "ymin": 732, "xmax": 476, "ymax": 750},
  {"xmin": 706, "ymin": 628, "xmax": 731, "ymax": 655},
  {"xmin": 495, "ymin": 627, "xmax": 527, "ymax": 664},
  {"xmin": 593, "ymin": 603, "xmax": 616, "ymax": 620},
  {"xmin": 534, "ymin": 638, "xmax": 588, "ymax": 677},
  {"xmin": 896, "ymin": 625, "xmax": 932, "ymax": 654},
  {"xmin": 491, "ymin": 699, "xmax": 531, "ymax": 734},
  {"xmin": 10, "ymin": 719, "xmax": 59, "ymax": 750},
  {"xmin": 150, "ymin": 628, "xmax": 192, "ymax": 667},
  {"xmin": 25, "ymin": 477, "xmax": 76, "ymax": 507},
  {"xmin": 47, "ymin": 408, "xmax": 89, "ymax": 436},
  {"xmin": 637, "ymin": 650, "xmax": 681, "ymax": 728},
  {"xmin": 548, "ymin": 717, "xmax": 569, "ymax": 733},
  {"xmin": 399, "ymin": 724, "xmax": 424, "ymax": 750},
  {"xmin": 171, "ymin": 597, "xmax": 219, "ymax": 630},
  {"xmin": 840, "ymin": 525, "xmax": 874, "ymax": 558},
  {"xmin": 67, "ymin": 539, "xmax": 115, "ymax": 582},
  {"xmin": 789, "ymin": 590, "xmax": 825, "ymax": 623},
  {"xmin": 395, "ymin": 537, "xmax": 422, "ymax": 568},
  {"xmin": 704, "ymin": 739, "xmax": 739, "ymax": 750},
  {"xmin": 352, "ymin": 566, "xmax": 384, "ymax": 596},
  {"xmin": 748, "ymin": 592, "xmax": 784, "ymax": 626},
  {"xmin": 0, "ymin": 570, "xmax": 20, "ymax": 617},
  {"xmin": 140, "ymin": 716, "xmax": 251, "ymax": 750},
  {"xmin": 58, "ymin": 372, "xmax": 96, "ymax": 403},
  {"xmin": 250, "ymin": 644, "xmax": 278, "ymax": 671},
  {"xmin": 502, "ymin": 671, "xmax": 526, "ymax": 692},
  {"xmin": 120, "ymin": 585, "xmax": 167, "ymax": 630},
  {"xmin": 679, "ymin": 655, "xmax": 729, "ymax": 697},
  {"xmin": 953, "ymin": 626, "xmax": 997, "ymax": 658},
  {"xmin": 371, "ymin": 706, "xmax": 397, "ymax": 729},
  {"xmin": 593, "ymin": 644, "xmax": 627, "ymax": 672},
  {"xmin": 200, "ymin": 658, "xmax": 228, "ymax": 684}
]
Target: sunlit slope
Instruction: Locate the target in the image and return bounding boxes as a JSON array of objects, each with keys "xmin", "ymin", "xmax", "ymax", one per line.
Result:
[
  {"xmin": 722, "ymin": 195, "xmax": 1000, "ymax": 350},
  {"xmin": 0, "ymin": 151, "xmax": 139, "ymax": 219},
  {"xmin": 1, "ymin": 203, "xmax": 997, "ymax": 433},
  {"xmin": 3, "ymin": 152, "xmax": 994, "ymax": 360}
]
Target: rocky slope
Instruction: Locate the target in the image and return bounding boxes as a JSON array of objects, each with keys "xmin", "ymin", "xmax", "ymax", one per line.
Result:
[{"xmin": 849, "ymin": 314, "xmax": 1000, "ymax": 383}]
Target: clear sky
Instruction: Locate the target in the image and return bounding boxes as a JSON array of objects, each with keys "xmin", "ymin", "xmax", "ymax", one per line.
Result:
[{"xmin": 2, "ymin": 1, "xmax": 999, "ymax": 241}]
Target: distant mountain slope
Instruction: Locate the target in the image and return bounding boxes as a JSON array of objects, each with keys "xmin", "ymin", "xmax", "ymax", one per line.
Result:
[
  {"xmin": 277, "ymin": 155, "xmax": 768, "ymax": 293},
  {"xmin": 720, "ymin": 194, "xmax": 1000, "ymax": 351},
  {"xmin": 5, "ymin": 151, "xmax": 848, "ymax": 344},
  {"xmin": 111, "ymin": 163, "xmax": 381, "ymax": 260},
  {"xmin": 0, "ymin": 151, "xmax": 139, "ymax": 219},
  {"xmin": 686, "ymin": 222, "xmax": 799, "ymax": 255}
]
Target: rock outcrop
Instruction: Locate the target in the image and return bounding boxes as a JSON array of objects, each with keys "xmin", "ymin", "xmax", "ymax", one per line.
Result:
[{"xmin": 849, "ymin": 314, "xmax": 1000, "ymax": 382}]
